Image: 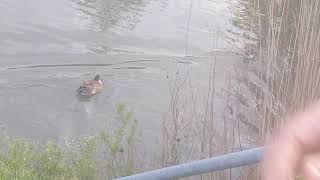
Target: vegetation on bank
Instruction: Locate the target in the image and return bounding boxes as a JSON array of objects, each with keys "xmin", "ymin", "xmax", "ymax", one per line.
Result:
[{"xmin": 0, "ymin": 103, "xmax": 138, "ymax": 180}]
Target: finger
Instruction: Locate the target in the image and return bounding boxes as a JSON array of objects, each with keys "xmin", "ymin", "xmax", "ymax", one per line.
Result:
[
  {"xmin": 262, "ymin": 133, "xmax": 301, "ymax": 180},
  {"xmin": 288, "ymin": 103, "xmax": 320, "ymax": 153},
  {"xmin": 302, "ymin": 154, "xmax": 320, "ymax": 180},
  {"xmin": 262, "ymin": 103, "xmax": 320, "ymax": 180}
]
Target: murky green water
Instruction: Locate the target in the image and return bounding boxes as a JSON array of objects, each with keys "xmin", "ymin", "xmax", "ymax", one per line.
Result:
[{"xmin": 0, "ymin": 0, "xmax": 246, "ymax": 148}]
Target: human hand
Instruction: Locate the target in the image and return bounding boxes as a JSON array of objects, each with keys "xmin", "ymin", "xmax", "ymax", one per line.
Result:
[{"xmin": 263, "ymin": 103, "xmax": 320, "ymax": 180}]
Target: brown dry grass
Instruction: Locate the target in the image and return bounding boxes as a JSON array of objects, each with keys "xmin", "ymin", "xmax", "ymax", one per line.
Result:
[
  {"xmin": 236, "ymin": 0, "xmax": 320, "ymax": 179},
  {"xmin": 159, "ymin": 0, "xmax": 320, "ymax": 179}
]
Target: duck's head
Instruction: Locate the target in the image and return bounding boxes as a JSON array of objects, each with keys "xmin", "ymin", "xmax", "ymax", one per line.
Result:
[{"xmin": 94, "ymin": 74, "xmax": 102, "ymax": 81}]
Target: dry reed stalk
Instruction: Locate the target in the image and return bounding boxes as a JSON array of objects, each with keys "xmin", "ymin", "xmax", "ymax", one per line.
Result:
[
  {"xmin": 185, "ymin": 0, "xmax": 193, "ymax": 56},
  {"xmin": 237, "ymin": 0, "xmax": 320, "ymax": 179},
  {"xmin": 160, "ymin": 64, "xmax": 201, "ymax": 169}
]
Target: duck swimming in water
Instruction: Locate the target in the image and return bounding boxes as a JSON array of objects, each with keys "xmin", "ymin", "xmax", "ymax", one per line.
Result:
[{"xmin": 78, "ymin": 74, "xmax": 103, "ymax": 96}]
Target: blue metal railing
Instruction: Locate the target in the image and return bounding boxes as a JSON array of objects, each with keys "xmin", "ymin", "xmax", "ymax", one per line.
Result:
[{"xmin": 116, "ymin": 147, "xmax": 264, "ymax": 180}]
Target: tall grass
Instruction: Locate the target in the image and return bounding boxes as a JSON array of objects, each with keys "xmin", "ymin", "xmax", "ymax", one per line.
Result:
[
  {"xmin": 160, "ymin": 0, "xmax": 320, "ymax": 179},
  {"xmin": 238, "ymin": 0, "xmax": 320, "ymax": 137},
  {"xmin": 226, "ymin": 0, "xmax": 320, "ymax": 179}
]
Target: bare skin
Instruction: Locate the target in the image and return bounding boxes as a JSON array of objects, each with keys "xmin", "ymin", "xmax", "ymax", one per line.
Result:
[{"xmin": 263, "ymin": 103, "xmax": 320, "ymax": 180}]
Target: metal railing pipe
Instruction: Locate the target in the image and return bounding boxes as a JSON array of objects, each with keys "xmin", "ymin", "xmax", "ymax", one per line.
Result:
[{"xmin": 116, "ymin": 147, "xmax": 264, "ymax": 180}]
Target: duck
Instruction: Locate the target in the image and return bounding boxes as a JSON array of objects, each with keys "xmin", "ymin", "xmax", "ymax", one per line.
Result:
[{"xmin": 78, "ymin": 74, "xmax": 103, "ymax": 96}]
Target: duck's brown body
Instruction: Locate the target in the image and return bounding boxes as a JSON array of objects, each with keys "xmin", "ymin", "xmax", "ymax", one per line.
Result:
[{"xmin": 78, "ymin": 75, "xmax": 103, "ymax": 96}]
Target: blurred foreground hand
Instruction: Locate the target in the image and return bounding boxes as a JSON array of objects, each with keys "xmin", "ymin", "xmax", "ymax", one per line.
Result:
[{"xmin": 263, "ymin": 103, "xmax": 320, "ymax": 180}]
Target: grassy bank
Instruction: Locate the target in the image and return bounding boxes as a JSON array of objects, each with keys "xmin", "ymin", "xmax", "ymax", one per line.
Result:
[{"xmin": 0, "ymin": 103, "xmax": 138, "ymax": 180}]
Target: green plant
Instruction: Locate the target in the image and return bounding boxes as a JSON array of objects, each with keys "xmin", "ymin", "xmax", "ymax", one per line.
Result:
[
  {"xmin": 0, "ymin": 140, "xmax": 37, "ymax": 180},
  {"xmin": 71, "ymin": 138, "xmax": 97, "ymax": 180},
  {"xmin": 0, "ymin": 103, "xmax": 138, "ymax": 180},
  {"xmin": 35, "ymin": 142, "xmax": 71, "ymax": 180},
  {"xmin": 98, "ymin": 103, "xmax": 138, "ymax": 178}
]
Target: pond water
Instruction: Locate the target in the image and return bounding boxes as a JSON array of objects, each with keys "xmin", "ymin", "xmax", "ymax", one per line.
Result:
[{"xmin": 0, "ymin": 0, "xmax": 246, "ymax": 148}]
